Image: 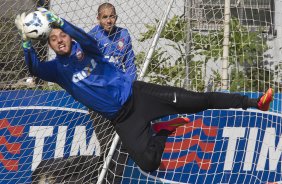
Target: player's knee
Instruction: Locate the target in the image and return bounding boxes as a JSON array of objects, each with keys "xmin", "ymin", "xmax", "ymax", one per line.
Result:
[
  {"xmin": 138, "ymin": 159, "xmax": 160, "ymax": 172},
  {"xmin": 137, "ymin": 152, "xmax": 161, "ymax": 172}
]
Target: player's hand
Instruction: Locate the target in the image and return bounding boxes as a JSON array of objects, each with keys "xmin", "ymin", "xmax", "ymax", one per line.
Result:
[
  {"xmin": 37, "ymin": 7, "xmax": 64, "ymax": 27},
  {"xmin": 15, "ymin": 13, "xmax": 28, "ymax": 40},
  {"xmin": 15, "ymin": 13, "xmax": 31, "ymax": 49}
]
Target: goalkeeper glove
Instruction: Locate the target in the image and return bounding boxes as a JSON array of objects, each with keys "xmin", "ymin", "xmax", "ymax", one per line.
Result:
[
  {"xmin": 15, "ymin": 12, "xmax": 31, "ymax": 49},
  {"xmin": 37, "ymin": 7, "xmax": 64, "ymax": 27}
]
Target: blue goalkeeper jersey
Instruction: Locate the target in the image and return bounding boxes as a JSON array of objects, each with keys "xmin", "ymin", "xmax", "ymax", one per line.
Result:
[
  {"xmin": 23, "ymin": 19, "xmax": 133, "ymax": 119},
  {"xmin": 88, "ymin": 25, "xmax": 136, "ymax": 81}
]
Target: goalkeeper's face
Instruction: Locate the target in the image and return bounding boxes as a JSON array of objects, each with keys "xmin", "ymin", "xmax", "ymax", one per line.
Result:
[
  {"xmin": 48, "ymin": 28, "xmax": 72, "ymax": 56},
  {"xmin": 97, "ymin": 7, "xmax": 117, "ymax": 33}
]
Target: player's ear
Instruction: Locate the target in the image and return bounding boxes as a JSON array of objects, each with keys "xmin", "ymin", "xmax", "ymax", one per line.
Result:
[
  {"xmin": 97, "ymin": 14, "xmax": 101, "ymax": 22},
  {"xmin": 115, "ymin": 15, "xmax": 118, "ymax": 21}
]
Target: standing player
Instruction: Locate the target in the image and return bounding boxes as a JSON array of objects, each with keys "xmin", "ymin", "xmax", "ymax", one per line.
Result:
[
  {"xmin": 89, "ymin": 3, "xmax": 136, "ymax": 81},
  {"xmin": 15, "ymin": 8, "xmax": 274, "ymax": 174},
  {"xmin": 88, "ymin": 3, "xmax": 136, "ymax": 183}
]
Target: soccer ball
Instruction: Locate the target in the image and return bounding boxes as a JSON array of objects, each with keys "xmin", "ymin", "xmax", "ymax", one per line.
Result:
[{"xmin": 23, "ymin": 11, "xmax": 51, "ymax": 40}]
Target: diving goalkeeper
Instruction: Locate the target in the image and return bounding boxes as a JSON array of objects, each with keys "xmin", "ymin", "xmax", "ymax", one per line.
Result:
[{"xmin": 15, "ymin": 8, "xmax": 274, "ymax": 172}]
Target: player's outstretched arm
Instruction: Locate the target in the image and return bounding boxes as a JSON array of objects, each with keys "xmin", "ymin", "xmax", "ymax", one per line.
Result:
[
  {"xmin": 22, "ymin": 47, "xmax": 58, "ymax": 83},
  {"xmin": 15, "ymin": 12, "xmax": 58, "ymax": 82}
]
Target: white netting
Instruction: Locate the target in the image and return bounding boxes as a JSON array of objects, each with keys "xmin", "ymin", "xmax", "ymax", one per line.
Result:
[{"xmin": 0, "ymin": 0, "xmax": 281, "ymax": 183}]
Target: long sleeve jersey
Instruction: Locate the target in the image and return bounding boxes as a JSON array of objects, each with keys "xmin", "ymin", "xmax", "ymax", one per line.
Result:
[
  {"xmin": 88, "ymin": 25, "xmax": 137, "ymax": 81},
  {"xmin": 23, "ymin": 19, "xmax": 133, "ymax": 119}
]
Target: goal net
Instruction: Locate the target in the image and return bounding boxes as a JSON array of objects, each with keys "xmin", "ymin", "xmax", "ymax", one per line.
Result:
[{"xmin": 0, "ymin": 0, "xmax": 281, "ymax": 183}]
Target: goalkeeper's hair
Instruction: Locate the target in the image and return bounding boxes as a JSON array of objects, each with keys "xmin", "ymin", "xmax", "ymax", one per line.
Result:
[
  {"xmin": 97, "ymin": 2, "xmax": 116, "ymax": 16},
  {"xmin": 47, "ymin": 25, "xmax": 61, "ymax": 44}
]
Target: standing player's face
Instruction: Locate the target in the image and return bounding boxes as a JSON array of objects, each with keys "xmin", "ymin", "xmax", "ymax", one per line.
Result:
[
  {"xmin": 97, "ymin": 7, "xmax": 117, "ymax": 33},
  {"xmin": 48, "ymin": 28, "xmax": 72, "ymax": 56}
]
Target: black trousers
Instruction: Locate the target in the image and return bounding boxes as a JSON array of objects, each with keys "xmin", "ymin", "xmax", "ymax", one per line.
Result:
[{"xmin": 112, "ymin": 81, "xmax": 252, "ymax": 172}]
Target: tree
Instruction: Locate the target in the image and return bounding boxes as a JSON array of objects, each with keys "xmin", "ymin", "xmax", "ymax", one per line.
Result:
[
  {"xmin": 137, "ymin": 16, "xmax": 272, "ymax": 92},
  {"xmin": 136, "ymin": 16, "xmax": 190, "ymax": 88}
]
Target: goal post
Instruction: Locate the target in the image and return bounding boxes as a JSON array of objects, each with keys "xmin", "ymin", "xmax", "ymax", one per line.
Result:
[{"xmin": 0, "ymin": 0, "xmax": 281, "ymax": 184}]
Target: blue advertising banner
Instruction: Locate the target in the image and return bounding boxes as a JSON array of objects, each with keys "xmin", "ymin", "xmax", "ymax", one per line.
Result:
[
  {"xmin": 0, "ymin": 90, "xmax": 280, "ymax": 184},
  {"xmin": 0, "ymin": 90, "xmax": 99, "ymax": 184},
  {"xmin": 124, "ymin": 110, "xmax": 282, "ymax": 184},
  {"xmin": 123, "ymin": 92, "xmax": 282, "ymax": 184}
]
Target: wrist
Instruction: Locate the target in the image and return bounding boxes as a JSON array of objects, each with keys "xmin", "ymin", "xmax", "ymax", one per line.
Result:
[
  {"xmin": 56, "ymin": 16, "xmax": 64, "ymax": 27},
  {"xmin": 22, "ymin": 40, "xmax": 31, "ymax": 49},
  {"xmin": 47, "ymin": 14, "xmax": 64, "ymax": 27},
  {"xmin": 58, "ymin": 18, "xmax": 64, "ymax": 27}
]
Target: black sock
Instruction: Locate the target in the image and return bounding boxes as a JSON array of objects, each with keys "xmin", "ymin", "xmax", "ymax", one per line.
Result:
[{"xmin": 247, "ymin": 98, "xmax": 258, "ymax": 109}]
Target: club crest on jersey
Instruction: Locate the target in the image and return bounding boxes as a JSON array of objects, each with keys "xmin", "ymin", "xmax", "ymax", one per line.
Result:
[
  {"xmin": 76, "ymin": 49, "xmax": 84, "ymax": 61},
  {"xmin": 117, "ymin": 39, "xmax": 124, "ymax": 50}
]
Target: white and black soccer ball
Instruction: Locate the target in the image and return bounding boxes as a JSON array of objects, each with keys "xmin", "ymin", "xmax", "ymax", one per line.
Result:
[{"xmin": 23, "ymin": 11, "xmax": 51, "ymax": 40}]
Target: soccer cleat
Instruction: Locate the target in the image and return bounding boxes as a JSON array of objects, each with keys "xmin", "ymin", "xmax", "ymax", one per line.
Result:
[
  {"xmin": 152, "ymin": 117, "xmax": 190, "ymax": 133},
  {"xmin": 257, "ymin": 88, "xmax": 274, "ymax": 111}
]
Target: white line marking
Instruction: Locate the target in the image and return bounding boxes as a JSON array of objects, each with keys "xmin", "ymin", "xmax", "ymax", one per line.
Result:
[{"xmin": 0, "ymin": 106, "xmax": 89, "ymax": 114}]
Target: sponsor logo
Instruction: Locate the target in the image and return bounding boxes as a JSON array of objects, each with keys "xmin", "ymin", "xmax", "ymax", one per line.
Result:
[
  {"xmin": 0, "ymin": 105, "xmax": 100, "ymax": 183},
  {"xmin": 29, "ymin": 125, "xmax": 100, "ymax": 171},
  {"xmin": 0, "ymin": 91, "xmax": 280, "ymax": 184},
  {"xmin": 160, "ymin": 118, "xmax": 216, "ymax": 170},
  {"xmin": 72, "ymin": 59, "xmax": 96, "ymax": 83},
  {"xmin": 108, "ymin": 56, "xmax": 120, "ymax": 64},
  {"xmin": 173, "ymin": 92, "xmax": 177, "ymax": 103},
  {"xmin": 0, "ymin": 119, "xmax": 23, "ymax": 171},
  {"xmin": 136, "ymin": 110, "xmax": 282, "ymax": 183}
]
